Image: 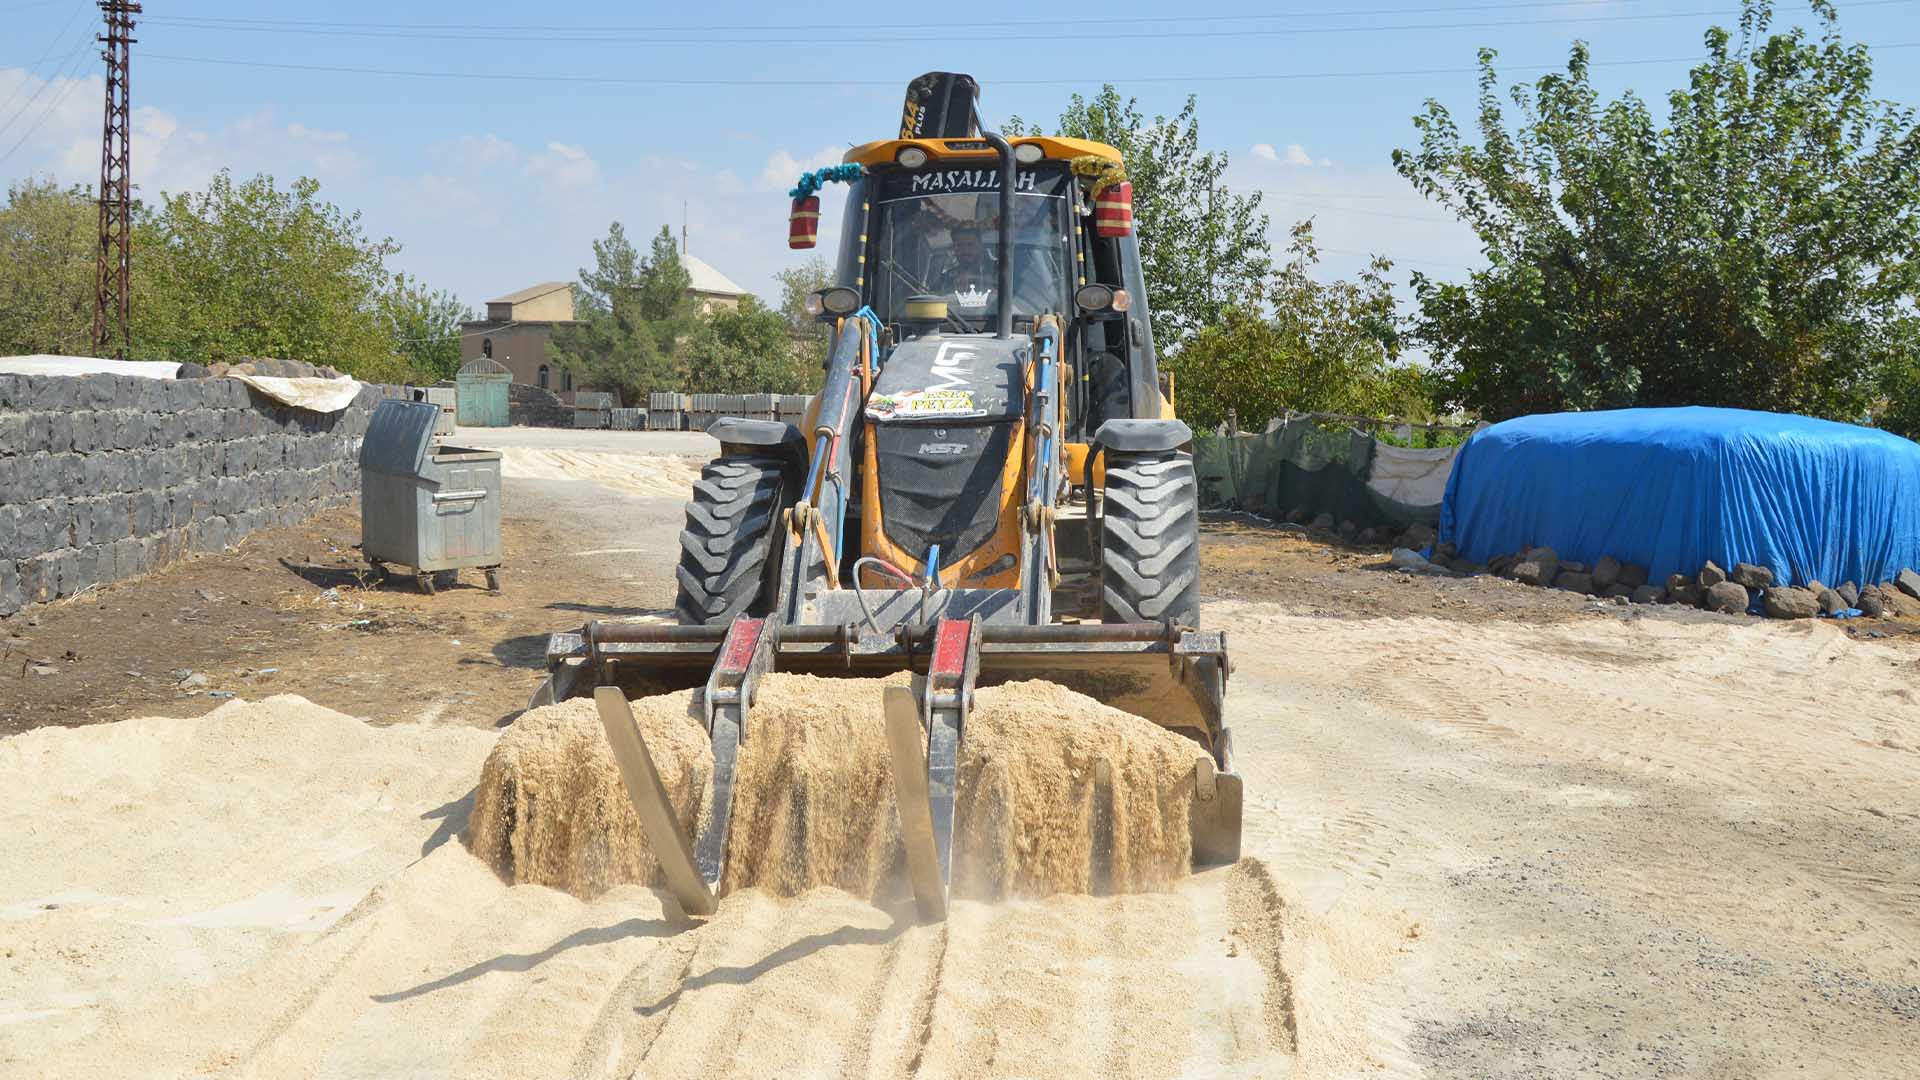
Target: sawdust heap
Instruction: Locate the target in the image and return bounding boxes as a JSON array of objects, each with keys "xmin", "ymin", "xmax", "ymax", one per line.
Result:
[
  {"xmin": 719, "ymin": 672, "xmax": 911, "ymax": 903},
  {"xmin": 954, "ymin": 679, "xmax": 1202, "ymax": 899},
  {"xmin": 467, "ymin": 675, "xmax": 1203, "ymax": 904},
  {"xmin": 467, "ymin": 694, "xmax": 713, "ymax": 898}
]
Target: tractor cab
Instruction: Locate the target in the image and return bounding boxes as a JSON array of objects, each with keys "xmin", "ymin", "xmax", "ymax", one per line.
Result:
[{"xmin": 801, "ymin": 133, "xmax": 1167, "ymax": 448}]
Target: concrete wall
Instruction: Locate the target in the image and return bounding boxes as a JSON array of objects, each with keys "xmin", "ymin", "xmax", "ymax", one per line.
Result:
[{"xmin": 0, "ymin": 373, "xmax": 391, "ymax": 617}]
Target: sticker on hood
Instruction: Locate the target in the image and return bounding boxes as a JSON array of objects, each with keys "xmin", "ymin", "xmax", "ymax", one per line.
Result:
[{"xmin": 865, "ymin": 388, "xmax": 989, "ymax": 421}]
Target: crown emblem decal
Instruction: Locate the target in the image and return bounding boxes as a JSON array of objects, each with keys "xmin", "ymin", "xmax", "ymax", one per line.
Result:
[{"xmin": 953, "ymin": 283, "xmax": 991, "ymax": 308}]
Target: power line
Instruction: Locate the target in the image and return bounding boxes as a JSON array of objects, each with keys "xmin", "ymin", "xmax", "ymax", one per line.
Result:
[
  {"xmin": 1267, "ymin": 195, "xmax": 1461, "ymax": 226},
  {"xmin": 126, "ymin": 0, "xmax": 1670, "ymax": 35},
  {"xmin": 0, "ymin": 37, "xmax": 93, "ymax": 163},
  {"xmin": 0, "ymin": 32, "xmax": 92, "ymax": 145},
  {"xmin": 138, "ymin": 41, "xmax": 1920, "ymax": 89},
  {"xmin": 132, "ymin": 2, "xmax": 1920, "ymax": 46},
  {"xmin": 1257, "ymin": 188, "xmax": 1447, "ymax": 202},
  {"xmin": 1318, "ymin": 245, "xmax": 1480, "ymax": 270},
  {"xmin": 0, "ymin": 1, "xmax": 86, "ymax": 122}
]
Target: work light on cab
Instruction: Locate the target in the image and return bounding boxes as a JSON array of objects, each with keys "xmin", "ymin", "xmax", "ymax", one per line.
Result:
[
  {"xmin": 1074, "ymin": 284, "xmax": 1131, "ymax": 314},
  {"xmin": 806, "ymin": 286, "xmax": 861, "ymax": 319}
]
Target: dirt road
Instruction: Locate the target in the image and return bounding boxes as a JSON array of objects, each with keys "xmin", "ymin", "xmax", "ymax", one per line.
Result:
[
  {"xmin": 2, "ymin": 430, "xmax": 1915, "ymax": 1077},
  {"xmin": 0, "ymin": 431, "xmax": 701, "ymax": 735}
]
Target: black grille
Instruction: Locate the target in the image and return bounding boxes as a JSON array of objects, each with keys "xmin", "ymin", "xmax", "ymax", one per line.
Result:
[{"xmin": 874, "ymin": 421, "xmax": 1011, "ymax": 567}]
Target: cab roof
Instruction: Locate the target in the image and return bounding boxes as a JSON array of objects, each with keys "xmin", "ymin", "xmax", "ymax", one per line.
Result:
[{"xmin": 843, "ymin": 135, "xmax": 1123, "ymax": 168}]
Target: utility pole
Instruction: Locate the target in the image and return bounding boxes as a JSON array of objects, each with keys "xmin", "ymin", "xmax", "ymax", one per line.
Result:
[{"xmin": 92, "ymin": 0, "xmax": 141, "ymax": 359}]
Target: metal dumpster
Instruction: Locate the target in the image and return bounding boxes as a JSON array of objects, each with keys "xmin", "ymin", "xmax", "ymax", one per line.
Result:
[{"xmin": 360, "ymin": 399, "xmax": 504, "ymax": 594}]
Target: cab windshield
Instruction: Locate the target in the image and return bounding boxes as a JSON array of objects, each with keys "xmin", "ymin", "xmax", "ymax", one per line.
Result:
[{"xmin": 870, "ymin": 164, "xmax": 1072, "ymax": 332}]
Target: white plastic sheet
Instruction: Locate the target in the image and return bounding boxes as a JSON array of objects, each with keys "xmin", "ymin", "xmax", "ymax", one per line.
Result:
[
  {"xmin": 229, "ymin": 374, "xmax": 364, "ymax": 414},
  {"xmin": 1366, "ymin": 441, "xmax": 1458, "ymax": 507},
  {"xmin": 0, "ymin": 355, "xmax": 181, "ymax": 379}
]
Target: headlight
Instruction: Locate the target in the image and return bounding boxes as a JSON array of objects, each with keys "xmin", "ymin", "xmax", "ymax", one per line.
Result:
[
  {"xmin": 1013, "ymin": 142, "xmax": 1044, "ymax": 164},
  {"xmin": 812, "ymin": 286, "xmax": 861, "ymax": 317},
  {"xmin": 1074, "ymin": 283, "xmax": 1116, "ymax": 312},
  {"xmin": 897, "ymin": 146, "xmax": 929, "ymax": 168}
]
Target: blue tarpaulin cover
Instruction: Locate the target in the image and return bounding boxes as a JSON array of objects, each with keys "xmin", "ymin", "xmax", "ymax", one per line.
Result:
[{"xmin": 1439, "ymin": 407, "xmax": 1920, "ymax": 587}]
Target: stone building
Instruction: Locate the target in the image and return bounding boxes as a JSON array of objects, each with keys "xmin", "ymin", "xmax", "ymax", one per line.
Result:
[
  {"xmin": 458, "ymin": 282, "xmax": 583, "ymax": 394},
  {"xmin": 682, "ymin": 254, "xmax": 749, "ymax": 313},
  {"xmin": 462, "ymin": 256, "xmax": 751, "ymax": 392}
]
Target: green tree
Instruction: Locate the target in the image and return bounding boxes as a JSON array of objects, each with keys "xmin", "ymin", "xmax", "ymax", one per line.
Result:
[
  {"xmin": 638, "ymin": 225, "xmax": 695, "ymax": 324},
  {"xmin": 1009, "ymin": 87, "xmax": 1271, "ymax": 351},
  {"xmin": 551, "ymin": 221, "xmax": 686, "ymax": 400},
  {"xmin": 575, "ymin": 220, "xmax": 641, "ymax": 315},
  {"xmin": 0, "ymin": 178, "xmax": 97, "ymax": 357},
  {"xmin": 774, "ymin": 255, "xmax": 834, "ymax": 366},
  {"xmin": 134, "ymin": 171, "xmax": 415, "ymax": 379},
  {"xmin": 1171, "ymin": 221, "xmax": 1424, "ymax": 432},
  {"xmin": 1394, "ymin": 0, "xmax": 1920, "ymax": 429},
  {"xmin": 381, "ymin": 275, "xmax": 472, "ymax": 382},
  {"xmin": 683, "ymin": 296, "xmax": 813, "ymax": 394}
]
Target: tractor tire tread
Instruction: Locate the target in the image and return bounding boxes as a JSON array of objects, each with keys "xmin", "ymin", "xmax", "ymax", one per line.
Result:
[
  {"xmin": 1100, "ymin": 449, "xmax": 1200, "ymax": 627},
  {"xmin": 673, "ymin": 457, "xmax": 788, "ymax": 625}
]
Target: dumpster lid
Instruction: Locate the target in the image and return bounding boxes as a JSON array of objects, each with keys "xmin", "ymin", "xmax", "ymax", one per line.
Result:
[{"xmin": 361, "ymin": 398, "xmax": 439, "ymax": 474}]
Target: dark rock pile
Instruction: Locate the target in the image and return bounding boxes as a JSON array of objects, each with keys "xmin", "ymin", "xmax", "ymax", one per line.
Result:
[{"xmin": 1468, "ymin": 544, "xmax": 1920, "ymax": 620}]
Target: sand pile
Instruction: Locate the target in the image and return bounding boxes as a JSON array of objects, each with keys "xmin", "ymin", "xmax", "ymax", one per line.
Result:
[
  {"xmin": 0, "ymin": 694, "xmax": 492, "ymax": 912},
  {"xmin": 466, "ymin": 675, "xmax": 1206, "ymax": 905},
  {"xmin": 954, "ymin": 679, "xmax": 1203, "ymax": 899},
  {"xmin": 497, "ymin": 448, "xmax": 708, "ymax": 496},
  {"xmin": 720, "ymin": 673, "xmax": 911, "ymax": 903},
  {"xmin": 0, "ymin": 692, "xmax": 1357, "ymax": 1076},
  {"xmin": 467, "ymin": 694, "xmax": 713, "ymax": 898}
]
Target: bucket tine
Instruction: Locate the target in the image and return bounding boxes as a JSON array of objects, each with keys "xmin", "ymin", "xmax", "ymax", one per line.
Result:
[
  {"xmin": 881, "ymin": 617, "xmax": 980, "ymax": 921},
  {"xmin": 1089, "ymin": 758, "xmax": 1114, "ymax": 895},
  {"xmin": 695, "ymin": 617, "xmax": 776, "ymax": 889},
  {"xmin": 884, "ymin": 685, "xmax": 947, "ymax": 920},
  {"xmin": 594, "ymin": 687, "xmax": 716, "ymax": 917},
  {"xmin": 926, "ymin": 704, "xmax": 961, "ymax": 890}
]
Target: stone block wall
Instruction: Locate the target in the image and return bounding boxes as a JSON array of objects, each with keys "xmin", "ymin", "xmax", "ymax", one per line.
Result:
[{"xmin": 0, "ymin": 374, "xmax": 392, "ymax": 616}]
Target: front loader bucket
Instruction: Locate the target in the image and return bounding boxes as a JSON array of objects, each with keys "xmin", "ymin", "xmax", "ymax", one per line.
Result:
[{"xmin": 533, "ymin": 614, "xmax": 1241, "ymax": 919}]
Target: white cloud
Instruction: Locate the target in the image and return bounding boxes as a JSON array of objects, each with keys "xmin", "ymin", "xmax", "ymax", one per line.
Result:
[
  {"xmin": 1252, "ymin": 142, "xmax": 1331, "ymax": 169},
  {"xmin": 450, "ymin": 133, "xmax": 520, "ymax": 167},
  {"xmin": 757, "ymin": 146, "xmax": 842, "ymax": 191},
  {"xmin": 0, "ymin": 67, "xmax": 366, "ymax": 197},
  {"xmin": 526, "ymin": 141, "xmax": 601, "ymax": 190},
  {"xmin": 287, "ymin": 122, "xmax": 348, "ymax": 144}
]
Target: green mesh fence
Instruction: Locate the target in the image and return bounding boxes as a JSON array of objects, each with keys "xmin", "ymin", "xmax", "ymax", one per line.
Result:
[{"xmin": 1194, "ymin": 418, "xmax": 1456, "ymax": 531}]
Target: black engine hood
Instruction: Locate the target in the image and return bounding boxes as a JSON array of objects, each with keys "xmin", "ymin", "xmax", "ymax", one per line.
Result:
[{"xmin": 866, "ymin": 334, "xmax": 1026, "ymax": 424}]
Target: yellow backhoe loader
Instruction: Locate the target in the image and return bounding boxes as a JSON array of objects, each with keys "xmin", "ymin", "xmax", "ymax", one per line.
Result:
[{"xmin": 532, "ymin": 72, "xmax": 1239, "ymax": 920}]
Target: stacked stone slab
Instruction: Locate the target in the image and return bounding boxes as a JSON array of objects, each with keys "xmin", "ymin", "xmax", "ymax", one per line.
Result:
[
  {"xmin": 0, "ymin": 373, "xmax": 389, "ymax": 616},
  {"xmin": 507, "ymin": 383, "xmax": 572, "ymax": 427}
]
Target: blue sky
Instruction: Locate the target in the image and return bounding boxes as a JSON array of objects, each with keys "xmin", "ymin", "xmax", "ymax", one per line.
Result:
[{"xmin": 3, "ymin": 0, "xmax": 1916, "ymax": 315}]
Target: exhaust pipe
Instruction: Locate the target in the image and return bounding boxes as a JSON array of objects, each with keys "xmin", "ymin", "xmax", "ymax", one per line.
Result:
[{"xmin": 983, "ymin": 131, "xmax": 1015, "ymax": 340}]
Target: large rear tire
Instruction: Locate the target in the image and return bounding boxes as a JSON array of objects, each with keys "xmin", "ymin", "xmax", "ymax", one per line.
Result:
[
  {"xmin": 674, "ymin": 457, "xmax": 788, "ymax": 625},
  {"xmin": 1100, "ymin": 449, "xmax": 1201, "ymax": 626}
]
